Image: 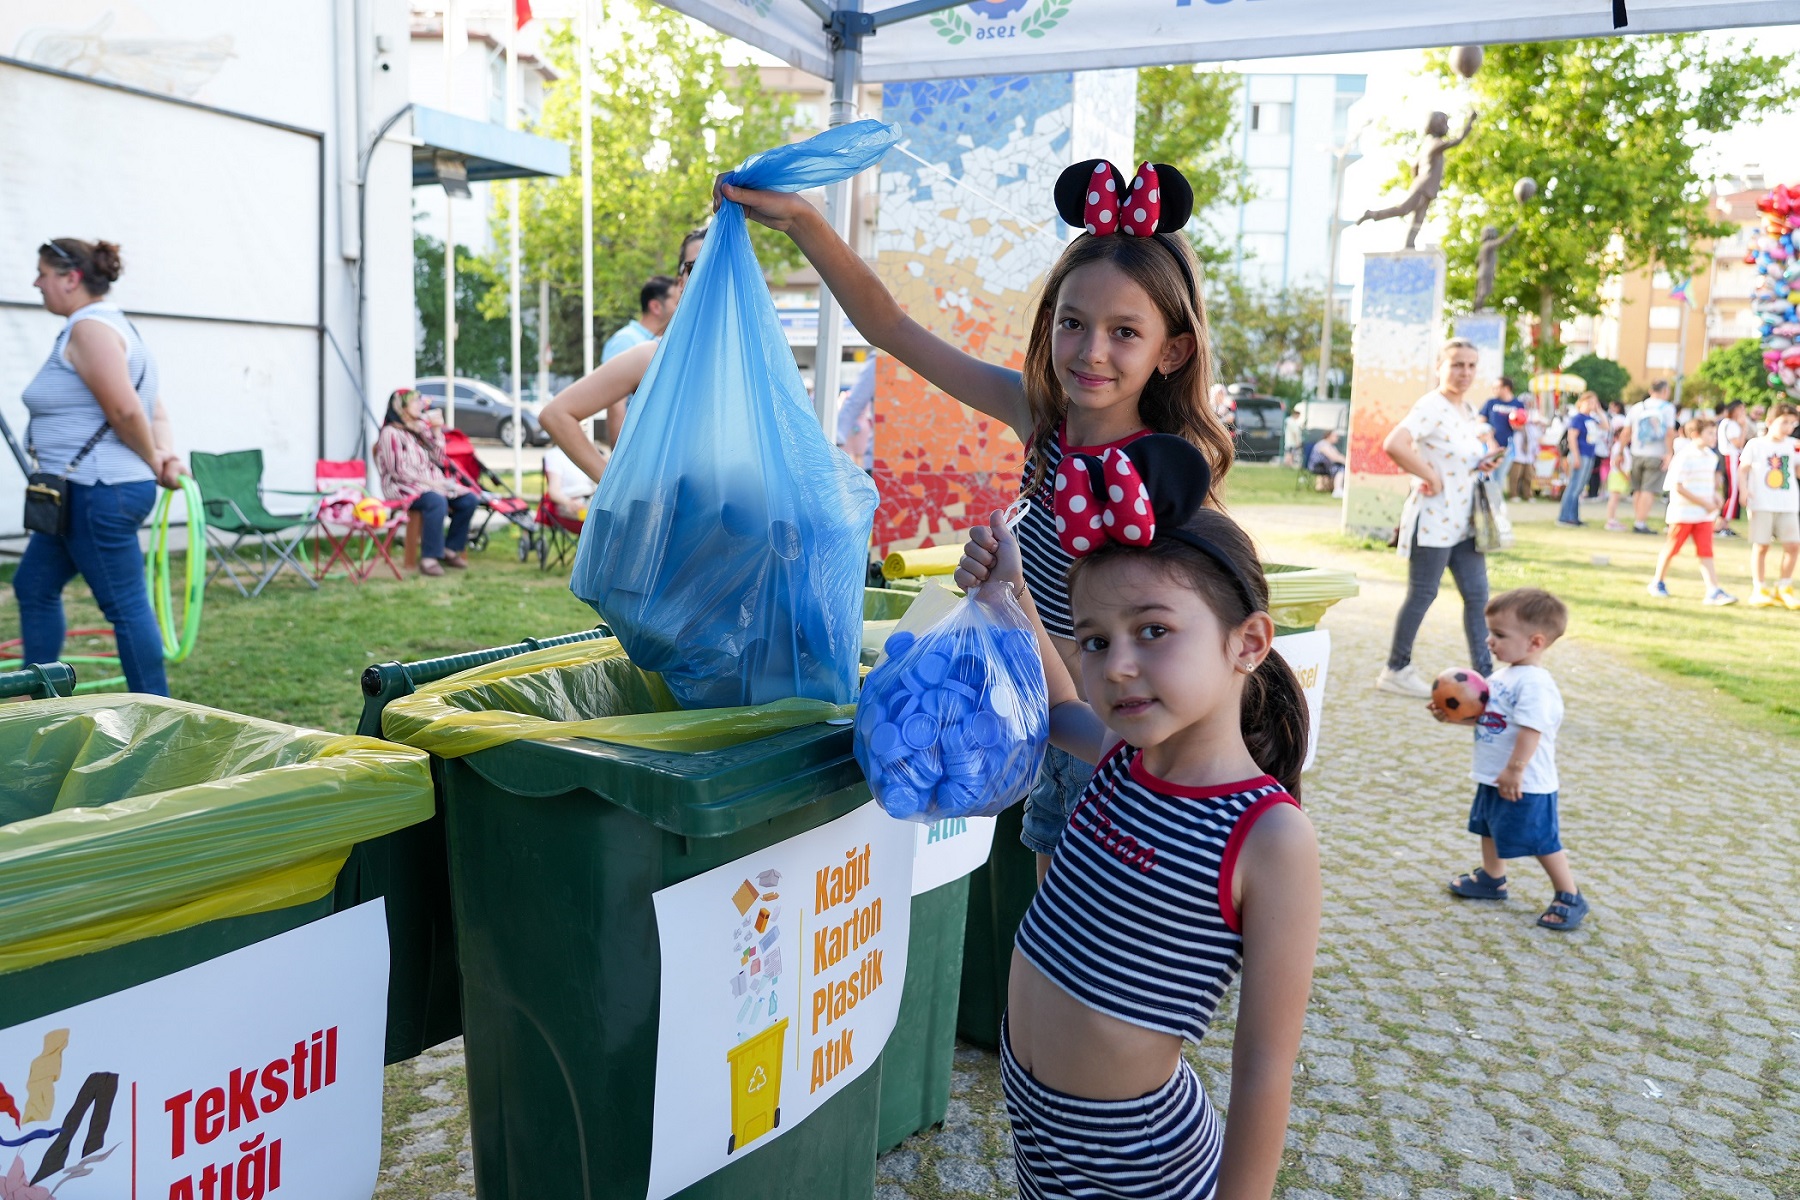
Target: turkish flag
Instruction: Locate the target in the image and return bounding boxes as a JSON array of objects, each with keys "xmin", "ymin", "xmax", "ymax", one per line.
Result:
[{"xmin": 515, "ymin": 0, "xmax": 532, "ymax": 27}]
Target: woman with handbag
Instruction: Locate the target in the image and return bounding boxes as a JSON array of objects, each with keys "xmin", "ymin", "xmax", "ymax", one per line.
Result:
[
  {"xmin": 1376, "ymin": 337, "xmax": 1503, "ymax": 697},
  {"xmin": 14, "ymin": 239, "xmax": 184, "ymax": 695},
  {"xmin": 374, "ymin": 387, "xmax": 478, "ymax": 577}
]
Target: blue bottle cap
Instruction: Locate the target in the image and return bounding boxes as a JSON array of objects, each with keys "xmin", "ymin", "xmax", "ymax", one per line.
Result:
[
  {"xmin": 884, "ymin": 630, "xmax": 916, "ymax": 659},
  {"xmin": 969, "ymin": 710, "xmax": 1003, "ymax": 748},
  {"xmin": 902, "ymin": 712, "xmax": 938, "ymax": 750},
  {"xmin": 914, "ymin": 650, "xmax": 952, "ymax": 685},
  {"xmin": 870, "ymin": 722, "xmax": 902, "ymax": 758}
]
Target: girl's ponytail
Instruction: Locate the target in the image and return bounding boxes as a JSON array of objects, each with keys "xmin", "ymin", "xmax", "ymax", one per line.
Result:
[{"xmin": 1242, "ymin": 647, "xmax": 1309, "ymax": 801}]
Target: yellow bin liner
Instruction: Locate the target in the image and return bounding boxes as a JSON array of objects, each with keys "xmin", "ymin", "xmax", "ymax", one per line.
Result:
[{"xmin": 726, "ymin": 1018, "xmax": 788, "ymax": 1154}]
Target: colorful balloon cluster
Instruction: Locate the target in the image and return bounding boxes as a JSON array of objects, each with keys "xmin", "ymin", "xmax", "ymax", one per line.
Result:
[{"xmin": 1749, "ymin": 182, "xmax": 1800, "ymax": 397}]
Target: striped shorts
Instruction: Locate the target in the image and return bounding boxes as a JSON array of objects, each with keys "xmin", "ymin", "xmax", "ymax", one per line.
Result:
[{"xmin": 1000, "ymin": 1015, "xmax": 1222, "ymax": 1199}]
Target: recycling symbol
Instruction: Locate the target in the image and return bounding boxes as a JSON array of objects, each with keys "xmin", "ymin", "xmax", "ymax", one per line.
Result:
[{"xmin": 747, "ymin": 1066, "xmax": 768, "ymax": 1094}]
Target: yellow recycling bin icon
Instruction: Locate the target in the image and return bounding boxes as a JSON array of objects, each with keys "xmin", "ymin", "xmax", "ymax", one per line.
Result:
[{"xmin": 725, "ymin": 1017, "xmax": 787, "ymax": 1154}]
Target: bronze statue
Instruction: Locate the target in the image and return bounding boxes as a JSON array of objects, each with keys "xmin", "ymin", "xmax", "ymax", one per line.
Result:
[
  {"xmin": 1472, "ymin": 224, "xmax": 1515, "ymax": 311},
  {"xmin": 1356, "ymin": 110, "xmax": 1476, "ymax": 249}
]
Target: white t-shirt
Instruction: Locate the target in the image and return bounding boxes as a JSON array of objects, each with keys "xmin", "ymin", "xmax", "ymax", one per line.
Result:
[
  {"xmin": 1472, "ymin": 664, "xmax": 1563, "ymax": 794},
  {"xmin": 1396, "ymin": 390, "xmax": 1491, "ymax": 555},
  {"xmin": 542, "ymin": 446, "xmax": 597, "ymax": 504},
  {"xmin": 1740, "ymin": 435, "xmax": 1800, "ymax": 515},
  {"xmin": 1664, "ymin": 444, "xmax": 1718, "ymax": 524},
  {"xmin": 1718, "ymin": 416, "xmax": 1745, "ymax": 459},
  {"xmin": 1626, "ymin": 398, "xmax": 1677, "ymax": 460}
]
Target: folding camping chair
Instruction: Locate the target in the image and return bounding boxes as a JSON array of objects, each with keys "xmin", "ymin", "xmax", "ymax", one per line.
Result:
[
  {"xmin": 189, "ymin": 450, "xmax": 321, "ymax": 597},
  {"xmin": 531, "ymin": 494, "xmax": 583, "ymax": 571},
  {"xmin": 312, "ymin": 460, "xmax": 409, "ymax": 583},
  {"xmin": 442, "ymin": 428, "xmax": 535, "ymax": 552}
]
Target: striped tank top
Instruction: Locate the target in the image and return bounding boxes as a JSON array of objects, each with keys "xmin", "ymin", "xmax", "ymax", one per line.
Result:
[
  {"xmin": 1013, "ymin": 743, "xmax": 1299, "ymax": 1043},
  {"xmin": 1017, "ymin": 426, "xmax": 1150, "ymax": 640},
  {"xmin": 20, "ymin": 303, "xmax": 158, "ymax": 486}
]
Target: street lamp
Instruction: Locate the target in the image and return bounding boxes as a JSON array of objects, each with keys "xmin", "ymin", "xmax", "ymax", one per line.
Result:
[{"xmin": 1317, "ymin": 135, "xmax": 1361, "ymax": 403}]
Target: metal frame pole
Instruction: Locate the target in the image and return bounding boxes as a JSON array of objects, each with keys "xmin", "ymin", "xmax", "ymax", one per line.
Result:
[
  {"xmin": 508, "ymin": 14, "xmax": 523, "ymax": 491},
  {"xmin": 812, "ymin": 10, "xmax": 861, "ymax": 436},
  {"xmin": 443, "ymin": 3, "xmax": 457, "ymax": 431},
  {"xmin": 581, "ymin": 0, "xmax": 596, "ymax": 440}
]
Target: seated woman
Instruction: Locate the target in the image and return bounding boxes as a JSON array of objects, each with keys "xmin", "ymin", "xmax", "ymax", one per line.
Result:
[
  {"xmin": 1308, "ymin": 428, "xmax": 1348, "ymax": 492},
  {"xmin": 542, "ymin": 443, "xmax": 599, "ymax": 521},
  {"xmin": 375, "ymin": 387, "xmax": 479, "ymax": 577}
]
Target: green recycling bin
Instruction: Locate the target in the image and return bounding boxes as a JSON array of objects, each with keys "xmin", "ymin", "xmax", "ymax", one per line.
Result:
[
  {"xmin": 0, "ymin": 695, "xmax": 433, "ymax": 1029},
  {"xmin": 0, "ymin": 662, "xmax": 76, "ymax": 700},
  {"xmin": 956, "ymin": 562, "xmax": 1358, "ymax": 1048},
  {"xmin": 343, "ymin": 627, "xmax": 611, "ymax": 1064},
  {"xmin": 381, "ymin": 637, "xmax": 891, "ymax": 1200}
]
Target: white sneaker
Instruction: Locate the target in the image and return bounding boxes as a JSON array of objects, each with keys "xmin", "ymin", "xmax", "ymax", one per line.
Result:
[{"xmin": 1376, "ymin": 665, "xmax": 1433, "ymax": 698}]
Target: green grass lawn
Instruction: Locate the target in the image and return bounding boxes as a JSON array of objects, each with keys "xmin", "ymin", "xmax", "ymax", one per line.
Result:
[
  {"xmin": 1305, "ymin": 506, "xmax": 1800, "ymax": 739},
  {"xmin": 1222, "ymin": 461, "xmax": 1339, "ymax": 507},
  {"xmin": 1, "ymin": 525, "xmax": 598, "ymax": 733}
]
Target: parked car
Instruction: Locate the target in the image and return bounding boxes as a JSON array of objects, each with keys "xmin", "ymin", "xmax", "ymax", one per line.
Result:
[
  {"xmin": 1223, "ymin": 390, "xmax": 1285, "ymax": 463},
  {"xmin": 1290, "ymin": 398, "xmax": 1352, "ymax": 466},
  {"xmin": 412, "ymin": 376, "xmax": 550, "ymax": 446}
]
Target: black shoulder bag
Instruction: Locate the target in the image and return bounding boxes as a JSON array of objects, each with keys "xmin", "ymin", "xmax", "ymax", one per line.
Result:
[{"xmin": 24, "ymin": 424, "xmax": 113, "ymax": 536}]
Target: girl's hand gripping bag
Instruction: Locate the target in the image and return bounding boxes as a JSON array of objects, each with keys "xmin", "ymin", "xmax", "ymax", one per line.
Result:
[
  {"xmin": 571, "ymin": 121, "xmax": 896, "ymax": 708},
  {"xmin": 855, "ymin": 583, "xmax": 1050, "ymax": 823}
]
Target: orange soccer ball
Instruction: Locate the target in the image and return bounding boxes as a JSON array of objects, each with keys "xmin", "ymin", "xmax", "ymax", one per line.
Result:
[{"xmin": 1432, "ymin": 668, "xmax": 1490, "ymax": 724}]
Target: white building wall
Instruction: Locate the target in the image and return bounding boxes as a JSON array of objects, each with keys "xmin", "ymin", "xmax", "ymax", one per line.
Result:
[
  {"xmin": 0, "ymin": 0, "xmax": 416, "ymax": 538},
  {"xmin": 1224, "ymin": 72, "xmax": 1365, "ymax": 294}
]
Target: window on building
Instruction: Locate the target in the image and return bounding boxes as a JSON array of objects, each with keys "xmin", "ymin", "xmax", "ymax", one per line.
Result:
[
  {"xmin": 1651, "ymin": 269, "xmax": 1672, "ymax": 289},
  {"xmin": 1648, "ymin": 305, "xmax": 1682, "ymax": 330},
  {"xmin": 1645, "ymin": 342, "xmax": 1679, "ymax": 370},
  {"xmin": 1250, "ymin": 101, "xmax": 1292, "ymax": 135}
]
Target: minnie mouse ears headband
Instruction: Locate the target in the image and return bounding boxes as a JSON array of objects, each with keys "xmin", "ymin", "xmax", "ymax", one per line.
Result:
[
  {"xmin": 1053, "ymin": 160, "xmax": 1195, "ymax": 238},
  {"xmin": 1054, "ymin": 434, "xmax": 1258, "ymax": 612}
]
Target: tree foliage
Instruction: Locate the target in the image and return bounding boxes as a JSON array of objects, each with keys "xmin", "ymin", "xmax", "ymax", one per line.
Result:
[
  {"xmin": 1203, "ymin": 266, "xmax": 1351, "ymax": 403},
  {"xmin": 1563, "ymin": 353, "xmax": 1631, "ymax": 407},
  {"xmin": 1138, "ymin": 67, "xmax": 1251, "ymax": 267},
  {"xmin": 1688, "ymin": 338, "xmax": 1787, "ymax": 408},
  {"xmin": 414, "ymin": 231, "xmax": 537, "ymax": 386},
  {"xmin": 1423, "ymin": 37, "xmax": 1793, "ymax": 369},
  {"xmin": 503, "ymin": 1, "xmax": 798, "ymax": 375}
]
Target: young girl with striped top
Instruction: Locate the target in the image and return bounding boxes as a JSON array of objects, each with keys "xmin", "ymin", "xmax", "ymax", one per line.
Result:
[
  {"xmin": 719, "ymin": 158, "xmax": 1233, "ymax": 874},
  {"xmin": 957, "ymin": 434, "xmax": 1321, "ymax": 1199}
]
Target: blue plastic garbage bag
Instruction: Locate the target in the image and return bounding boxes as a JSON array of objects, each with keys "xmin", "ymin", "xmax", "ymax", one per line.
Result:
[
  {"xmin": 855, "ymin": 584, "xmax": 1050, "ymax": 823},
  {"xmin": 572, "ymin": 120, "xmax": 895, "ymax": 708}
]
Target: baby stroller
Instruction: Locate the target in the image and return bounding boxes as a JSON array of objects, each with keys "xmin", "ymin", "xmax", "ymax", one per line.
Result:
[
  {"xmin": 440, "ymin": 428, "xmax": 539, "ymax": 555},
  {"xmin": 530, "ymin": 493, "xmax": 584, "ymax": 571}
]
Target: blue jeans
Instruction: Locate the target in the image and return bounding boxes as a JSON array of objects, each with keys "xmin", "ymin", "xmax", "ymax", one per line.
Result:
[
  {"xmin": 1019, "ymin": 745, "xmax": 1096, "ymax": 854},
  {"xmin": 1387, "ymin": 533, "xmax": 1492, "ymax": 676},
  {"xmin": 409, "ymin": 490, "xmax": 478, "ymax": 560},
  {"xmin": 1559, "ymin": 456, "xmax": 1594, "ymax": 524},
  {"xmin": 14, "ymin": 480, "xmax": 167, "ymax": 695}
]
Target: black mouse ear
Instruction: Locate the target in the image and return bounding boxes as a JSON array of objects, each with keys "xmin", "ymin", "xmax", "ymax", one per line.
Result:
[
  {"xmin": 1125, "ymin": 434, "xmax": 1211, "ymax": 527},
  {"xmin": 1150, "ymin": 164, "xmax": 1194, "ymax": 233},
  {"xmin": 1054, "ymin": 159, "xmax": 1126, "ymax": 232}
]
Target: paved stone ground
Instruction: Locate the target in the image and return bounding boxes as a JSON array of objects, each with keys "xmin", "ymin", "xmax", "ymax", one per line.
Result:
[{"xmin": 378, "ymin": 505, "xmax": 1800, "ymax": 1199}]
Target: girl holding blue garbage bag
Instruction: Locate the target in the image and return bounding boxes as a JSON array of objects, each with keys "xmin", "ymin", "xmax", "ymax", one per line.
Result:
[
  {"xmin": 719, "ymin": 158, "xmax": 1235, "ymax": 873},
  {"xmin": 954, "ymin": 434, "xmax": 1320, "ymax": 1200}
]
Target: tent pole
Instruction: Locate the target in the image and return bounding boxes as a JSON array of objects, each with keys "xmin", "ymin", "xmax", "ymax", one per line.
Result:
[
  {"xmin": 581, "ymin": 0, "xmax": 596, "ymax": 441},
  {"xmin": 443, "ymin": 4, "xmax": 457, "ymax": 432},
  {"xmin": 814, "ymin": 5, "xmax": 861, "ymax": 438},
  {"xmin": 508, "ymin": 12, "xmax": 523, "ymax": 493}
]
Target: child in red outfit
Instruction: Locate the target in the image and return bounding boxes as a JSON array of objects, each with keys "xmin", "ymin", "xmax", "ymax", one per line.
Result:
[{"xmin": 1649, "ymin": 419, "xmax": 1735, "ymax": 606}]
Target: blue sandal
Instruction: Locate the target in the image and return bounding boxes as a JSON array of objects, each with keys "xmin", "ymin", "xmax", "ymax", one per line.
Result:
[
  {"xmin": 1537, "ymin": 891, "xmax": 1589, "ymax": 932},
  {"xmin": 1448, "ymin": 868, "xmax": 1509, "ymax": 900}
]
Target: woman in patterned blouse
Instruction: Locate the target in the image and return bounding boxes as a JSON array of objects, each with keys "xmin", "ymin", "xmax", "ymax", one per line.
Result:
[{"xmin": 374, "ymin": 387, "xmax": 478, "ymax": 577}]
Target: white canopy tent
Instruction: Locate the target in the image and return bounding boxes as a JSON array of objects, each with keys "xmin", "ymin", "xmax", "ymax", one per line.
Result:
[{"xmin": 653, "ymin": 0, "xmax": 1795, "ymax": 429}]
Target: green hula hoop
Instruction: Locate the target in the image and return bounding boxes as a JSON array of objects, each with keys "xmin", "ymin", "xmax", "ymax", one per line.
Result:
[{"xmin": 147, "ymin": 473, "xmax": 206, "ymax": 664}]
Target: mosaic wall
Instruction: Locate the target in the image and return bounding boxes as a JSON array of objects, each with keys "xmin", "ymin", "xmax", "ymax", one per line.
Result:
[
  {"xmin": 870, "ymin": 70, "xmax": 1135, "ymax": 554},
  {"xmin": 1343, "ymin": 250, "xmax": 1445, "ymax": 537}
]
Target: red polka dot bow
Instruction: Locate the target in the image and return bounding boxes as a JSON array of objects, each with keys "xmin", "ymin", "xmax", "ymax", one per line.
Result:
[
  {"xmin": 1053, "ymin": 159, "xmax": 1194, "ymax": 239},
  {"xmin": 1053, "ymin": 448, "xmax": 1155, "ymax": 557}
]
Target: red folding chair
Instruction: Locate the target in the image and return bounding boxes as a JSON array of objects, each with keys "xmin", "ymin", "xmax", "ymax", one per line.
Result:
[
  {"xmin": 532, "ymin": 493, "xmax": 584, "ymax": 571},
  {"xmin": 312, "ymin": 459, "xmax": 408, "ymax": 582}
]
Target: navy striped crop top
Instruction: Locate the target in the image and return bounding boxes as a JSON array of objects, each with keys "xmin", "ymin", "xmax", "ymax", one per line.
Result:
[
  {"xmin": 1013, "ymin": 743, "xmax": 1299, "ymax": 1043},
  {"xmin": 1016, "ymin": 426, "xmax": 1150, "ymax": 641}
]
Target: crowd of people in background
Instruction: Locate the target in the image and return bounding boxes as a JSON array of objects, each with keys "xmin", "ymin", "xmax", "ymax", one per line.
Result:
[{"xmin": 1467, "ymin": 373, "xmax": 1798, "ymax": 608}]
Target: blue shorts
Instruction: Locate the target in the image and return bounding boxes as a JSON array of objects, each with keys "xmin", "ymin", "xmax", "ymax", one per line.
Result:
[
  {"xmin": 1467, "ymin": 783, "xmax": 1562, "ymax": 859},
  {"xmin": 1020, "ymin": 745, "xmax": 1095, "ymax": 855}
]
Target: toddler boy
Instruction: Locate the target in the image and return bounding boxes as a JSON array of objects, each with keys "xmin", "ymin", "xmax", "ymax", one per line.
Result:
[{"xmin": 1435, "ymin": 588, "xmax": 1588, "ymax": 931}]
